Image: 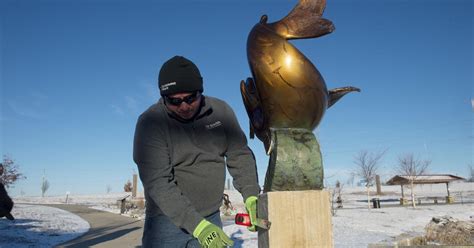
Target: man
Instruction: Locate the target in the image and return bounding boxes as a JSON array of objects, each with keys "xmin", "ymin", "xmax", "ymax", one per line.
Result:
[
  {"xmin": 0, "ymin": 163, "xmax": 15, "ymax": 221},
  {"xmin": 133, "ymin": 56, "xmax": 260, "ymax": 247}
]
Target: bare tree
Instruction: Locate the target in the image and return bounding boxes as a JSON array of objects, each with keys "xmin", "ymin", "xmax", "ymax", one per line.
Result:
[
  {"xmin": 1, "ymin": 155, "xmax": 26, "ymax": 188},
  {"xmin": 396, "ymin": 153, "xmax": 430, "ymax": 208},
  {"xmin": 346, "ymin": 172, "xmax": 356, "ymax": 187},
  {"xmin": 124, "ymin": 180, "xmax": 133, "ymax": 192},
  {"xmin": 468, "ymin": 164, "xmax": 474, "ymax": 182},
  {"xmin": 330, "ymin": 180, "xmax": 344, "ymax": 216},
  {"xmin": 353, "ymin": 150, "xmax": 386, "ymax": 209},
  {"xmin": 41, "ymin": 176, "xmax": 50, "ymax": 197},
  {"xmin": 106, "ymin": 184, "xmax": 112, "ymax": 194}
]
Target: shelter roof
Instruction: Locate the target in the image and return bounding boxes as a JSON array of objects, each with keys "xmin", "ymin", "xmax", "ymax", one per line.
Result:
[{"xmin": 386, "ymin": 174, "xmax": 465, "ymax": 185}]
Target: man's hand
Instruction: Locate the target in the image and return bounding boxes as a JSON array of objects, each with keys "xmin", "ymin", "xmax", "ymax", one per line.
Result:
[
  {"xmin": 193, "ymin": 219, "xmax": 234, "ymax": 248},
  {"xmin": 245, "ymin": 196, "xmax": 258, "ymax": 232}
]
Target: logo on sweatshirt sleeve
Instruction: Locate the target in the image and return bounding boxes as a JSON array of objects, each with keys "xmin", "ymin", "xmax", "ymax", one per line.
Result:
[{"xmin": 205, "ymin": 121, "xmax": 222, "ymax": 130}]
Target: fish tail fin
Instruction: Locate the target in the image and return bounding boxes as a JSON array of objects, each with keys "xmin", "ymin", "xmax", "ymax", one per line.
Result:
[{"xmin": 266, "ymin": 0, "xmax": 335, "ymax": 40}]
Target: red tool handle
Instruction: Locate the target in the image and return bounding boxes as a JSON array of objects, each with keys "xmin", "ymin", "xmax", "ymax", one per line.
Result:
[{"xmin": 235, "ymin": 213, "xmax": 252, "ymax": 227}]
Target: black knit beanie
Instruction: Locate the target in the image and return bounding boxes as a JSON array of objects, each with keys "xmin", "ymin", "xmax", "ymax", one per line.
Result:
[{"xmin": 158, "ymin": 56, "xmax": 203, "ymax": 96}]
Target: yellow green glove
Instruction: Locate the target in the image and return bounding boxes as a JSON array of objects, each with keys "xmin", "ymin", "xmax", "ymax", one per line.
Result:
[
  {"xmin": 245, "ymin": 196, "xmax": 258, "ymax": 232},
  {"xmin": 193, "ymin": 219, "xmax": 234, "ymax": 248}
]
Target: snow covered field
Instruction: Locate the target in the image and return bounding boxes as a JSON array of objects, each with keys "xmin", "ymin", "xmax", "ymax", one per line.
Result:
[
  {"xmin": 2, "ymin": 181, "xmax": 473, "ymax": 247},
  {"xmin": 0, "ymin": 204, "xmax": 89, "ymax": 248}
]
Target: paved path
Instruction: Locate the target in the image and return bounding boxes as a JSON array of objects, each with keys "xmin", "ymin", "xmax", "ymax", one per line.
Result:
[{"xmin": 47, "ymin": 204, "xmax": 143, "ymax": 248}]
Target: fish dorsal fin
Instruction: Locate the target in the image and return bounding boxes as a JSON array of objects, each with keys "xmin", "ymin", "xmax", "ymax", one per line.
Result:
[
  {"xmin": 328, "ymin": 86, "xmax": 361, "ymax": 108},
  {"xmin": 268, "ymin": 0, "xmax": 334, "ymax": 40}
]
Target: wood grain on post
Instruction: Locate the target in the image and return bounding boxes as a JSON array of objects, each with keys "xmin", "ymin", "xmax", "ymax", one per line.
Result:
[{"xmin": 258, "ymin": 190, "xmax": 333, "ymax": 247}]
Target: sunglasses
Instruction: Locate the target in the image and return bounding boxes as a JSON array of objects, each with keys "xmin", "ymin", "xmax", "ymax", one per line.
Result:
[{"xmin": 165, "ymin": 92, "xmax": 200, "ymax": 106}]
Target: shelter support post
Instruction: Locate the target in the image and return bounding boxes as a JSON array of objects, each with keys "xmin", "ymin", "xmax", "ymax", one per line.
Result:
[
  {"xmin": 446, "ymin": 182, "xmax": 450, "ymax": 197},
  {"xmin": 445, "ymin": 182, "xmax": 454, "ymax": 203},
  {"xmin": 400, "ymin": 184, "xmax": 407, "ymax": 205}
]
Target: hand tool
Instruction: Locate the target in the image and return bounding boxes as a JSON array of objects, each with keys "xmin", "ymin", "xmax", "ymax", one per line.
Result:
[{"xmin": 235, "ymin": 213, "xmax": 271, "ymax": 230}]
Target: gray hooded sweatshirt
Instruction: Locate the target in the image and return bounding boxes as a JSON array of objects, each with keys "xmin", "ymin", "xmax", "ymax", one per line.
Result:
[{"xmin": 133, "ymin": 96, "xmax": 260, "ymax": 234}]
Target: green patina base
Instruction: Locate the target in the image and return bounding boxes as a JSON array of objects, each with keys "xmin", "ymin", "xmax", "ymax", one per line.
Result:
[{"xmin": 263, "ymin": 128, "xmax": 324, "ymax": 192}]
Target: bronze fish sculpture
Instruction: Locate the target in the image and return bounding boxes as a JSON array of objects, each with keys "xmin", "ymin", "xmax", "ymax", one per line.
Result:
[{"xmin": 241, "ymin": 0, "xmax": 360, "ymax": 151}]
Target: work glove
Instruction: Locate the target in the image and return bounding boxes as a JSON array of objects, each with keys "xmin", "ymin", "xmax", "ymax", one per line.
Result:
[
  {"xmin": 193, "ymin": 219, "xmax": 234, "ymax": 248},
  {"xmin": 245, "ymin": 196, "xmax": 258, "ymax": 232}
]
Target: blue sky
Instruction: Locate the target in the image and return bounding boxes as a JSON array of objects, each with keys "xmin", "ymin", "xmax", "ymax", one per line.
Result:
[{"xmin": 1, "ymin": 0, "xmax": 472, "ymax": 196}]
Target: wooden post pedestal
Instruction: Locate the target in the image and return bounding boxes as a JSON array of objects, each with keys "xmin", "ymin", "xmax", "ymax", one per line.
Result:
[{"xmin": 258, "ymin": 190, "xmax": 333, "ymax": 247}]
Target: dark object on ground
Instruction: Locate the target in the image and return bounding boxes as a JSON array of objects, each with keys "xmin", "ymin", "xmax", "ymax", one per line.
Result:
[
  {"xmin": 0, "ymin": 182, "xmax": 14, "ymax": 220},
  {"xmin": 336, "ymin": 196, "xmax": 343, "ymax": 208},
  {"xmin": 371, "ymin": 198, "xmax": 381, "ymax": 208}
]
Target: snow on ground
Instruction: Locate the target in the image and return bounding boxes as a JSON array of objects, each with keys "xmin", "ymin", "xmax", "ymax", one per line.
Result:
[
  {"xmin": 0, "ymin": 204, "xmax": 89, "ymax": 248},
  {"xmin": 222, "ymin": 182, "xmax": 474, "ymax": 247},
  {"xmin": 339, "ymin": 181, "xmax": 474, "ymax": 209},
  {"xmin": 3, "ymin": 182, "xmax": 474, "ymax": 247},
  {"xmin": 332, "ymin": 204, "xmax": 473, "ymax": 247}
]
